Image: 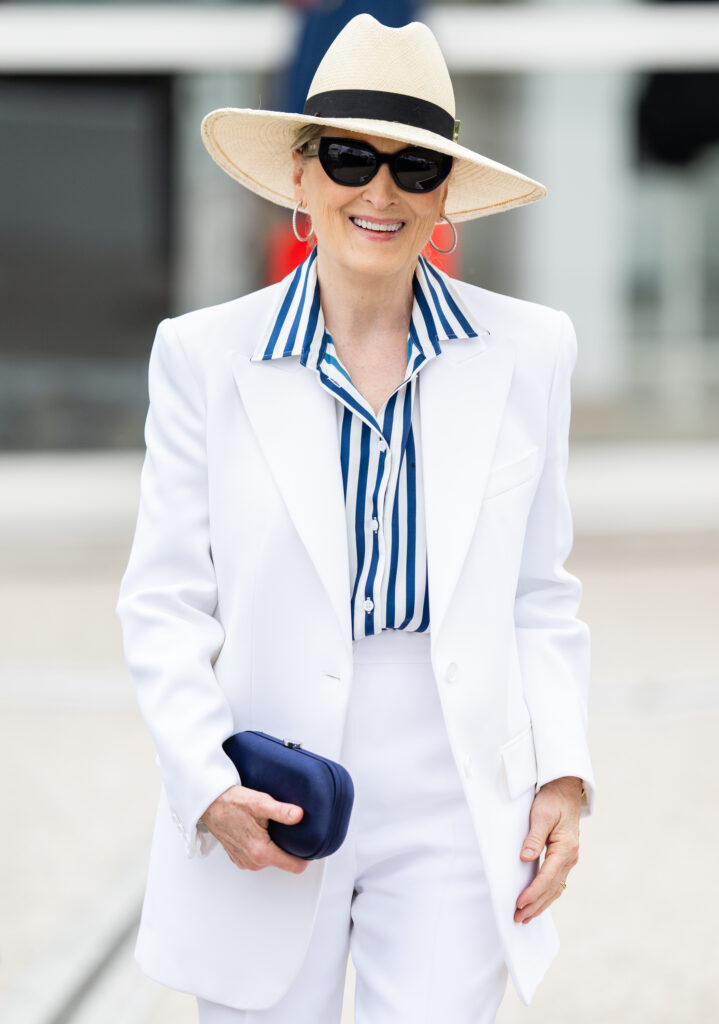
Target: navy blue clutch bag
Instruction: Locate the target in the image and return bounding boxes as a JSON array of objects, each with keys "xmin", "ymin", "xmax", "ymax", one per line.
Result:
[{"xmin": 221, "ymin": 731, "xmax": 354, "ymax": 860}]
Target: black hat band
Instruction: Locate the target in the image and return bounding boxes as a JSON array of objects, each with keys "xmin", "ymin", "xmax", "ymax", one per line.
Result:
[{"xmin": 303, "ymin": 89, "xmax": 458, "ymax": 142}]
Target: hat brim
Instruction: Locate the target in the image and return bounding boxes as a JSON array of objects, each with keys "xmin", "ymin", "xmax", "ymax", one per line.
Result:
[{"xmin": 201, "ymin": 107, "xmax": 546, "ymax": 224}]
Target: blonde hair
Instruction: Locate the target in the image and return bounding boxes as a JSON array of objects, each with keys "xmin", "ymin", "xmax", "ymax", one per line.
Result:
[{"xmin": 292, "ymin": 123, "xmax": 325, "ymax": 156}]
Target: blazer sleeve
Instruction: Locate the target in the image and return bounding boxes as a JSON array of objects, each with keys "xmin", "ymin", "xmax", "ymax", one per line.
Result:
[
  {"xmin": 514, "ymin": 310, "xmax": 596, "ymax": 817},
  {"xmin": 115, "ymin": 317, "xmax": 241, "ymax": 858}
]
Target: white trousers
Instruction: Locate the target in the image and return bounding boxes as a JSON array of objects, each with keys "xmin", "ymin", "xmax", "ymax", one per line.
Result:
[{"xmin": 197, "ymin": 629, "xmax": 508, "ymax": 1024}]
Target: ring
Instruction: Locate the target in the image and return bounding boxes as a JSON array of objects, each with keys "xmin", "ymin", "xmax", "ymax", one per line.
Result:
[{"xmin": 559, "ymin": 880, "xmax": 567, "ymax": 890}]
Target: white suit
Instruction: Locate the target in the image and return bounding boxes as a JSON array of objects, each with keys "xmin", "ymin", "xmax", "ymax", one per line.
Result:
[{"xmin": 115, "ymin": 265, "xmax": 595, "ymax": 1011}]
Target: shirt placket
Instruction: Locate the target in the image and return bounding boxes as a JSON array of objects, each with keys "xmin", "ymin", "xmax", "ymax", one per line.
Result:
[
  {"xmin": 316, "ymin": 331, "xmax": 432, "ymax": 639},
  {"xmin": 361, "ymin": 417, "xmax": 391, "ymax": 634},
  {"xmin": 377, "ymin": 334, "xmax": 436, "ymax": 633},
  {"xmin": 361, "ymin": 344, "xmax": 430, "ymax": 636}
]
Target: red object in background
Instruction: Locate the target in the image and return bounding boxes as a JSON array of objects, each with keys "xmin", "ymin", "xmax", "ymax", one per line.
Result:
[
  {"xmin": 265, "ymin": 216, "xmax": 315, "ymax": 285},
  {"xmin": 264, "ymin": 215, "xmax": 460, "ymax": 286},
  {"xmin": 423, "ymin": 220, "xmax": 460, "ymax": 276}
]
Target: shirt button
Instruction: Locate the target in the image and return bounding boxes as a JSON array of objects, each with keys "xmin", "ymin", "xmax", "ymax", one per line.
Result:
[
  {"xmin": 377, "ymin": 437, "xmax": 388, "ymax": 452},
  {"xmin": 463, "ymin": 755, "xmax": 473, "ymax": 778},
  {"xmin": 445, "ymin": 662, "xmax": 458, "ymax": 683},
  {"xmin": 363, "ymin": 598, "xmax": 374, "ymax": 612},
  {"xmin": 371, "ymin": 517, "xmax": 379, "ymax": 532}
]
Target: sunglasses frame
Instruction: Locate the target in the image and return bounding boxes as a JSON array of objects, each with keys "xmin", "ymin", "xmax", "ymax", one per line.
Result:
[{"xmin": 301, "ymin": 136, "xmax": 453, "ymax": 194}]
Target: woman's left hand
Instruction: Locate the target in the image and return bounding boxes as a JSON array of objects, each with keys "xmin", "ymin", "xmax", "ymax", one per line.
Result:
[{"xmin": 514, "ymin": 775, "xmax": 583, "ymax": 925}]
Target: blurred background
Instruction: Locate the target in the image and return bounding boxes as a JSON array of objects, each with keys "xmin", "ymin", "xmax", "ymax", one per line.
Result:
[{"xmin": 0, "ymin": 1, "xmax": 717, "ymax": 1022}]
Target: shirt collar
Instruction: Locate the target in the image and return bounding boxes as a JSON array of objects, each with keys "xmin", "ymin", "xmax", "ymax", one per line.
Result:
[{"xmin": 251, "ymin": 246, "xmax": 489, "ymax": 367}]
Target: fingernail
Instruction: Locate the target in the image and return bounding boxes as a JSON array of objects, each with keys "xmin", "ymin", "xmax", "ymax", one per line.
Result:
[{"xmin": 522, "ymin": 846, "xmax": 534, "ymax": 857}]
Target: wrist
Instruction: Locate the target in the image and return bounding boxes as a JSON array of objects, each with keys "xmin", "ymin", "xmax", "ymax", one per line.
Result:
[{"xmin": 540, "ymin": 776, "xmax": 585, "ymax": 798}]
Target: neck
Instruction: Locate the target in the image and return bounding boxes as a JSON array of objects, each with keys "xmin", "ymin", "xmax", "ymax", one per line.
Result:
[{"xmin": 314, "ymin": 247, "xmax": 417, "ymax": 350}]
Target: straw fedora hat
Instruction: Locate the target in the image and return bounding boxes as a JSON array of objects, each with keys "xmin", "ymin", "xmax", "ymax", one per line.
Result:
[{"xmin": 201, "ymin": 13, "xmax": 546, "ymax": 223}]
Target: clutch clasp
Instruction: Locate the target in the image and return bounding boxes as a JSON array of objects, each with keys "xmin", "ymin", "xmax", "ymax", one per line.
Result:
[{"xmin": 283, "ymin": 738, "xmax": 303, "ymax": 749}]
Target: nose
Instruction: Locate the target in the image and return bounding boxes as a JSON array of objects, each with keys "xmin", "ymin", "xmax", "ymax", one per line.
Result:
[{"xmin": 360, "ymin": 163, "xmax": 398, "ymax": 209}]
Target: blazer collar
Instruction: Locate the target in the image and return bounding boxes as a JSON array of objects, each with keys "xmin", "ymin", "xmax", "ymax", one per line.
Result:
[{"xmin": 250, "ymin": 248, "xmax": 490, "ymax": 370}]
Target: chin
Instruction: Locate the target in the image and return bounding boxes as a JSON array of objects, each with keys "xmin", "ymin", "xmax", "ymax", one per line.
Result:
[{"xmin": 344, "ymin": 244, "xmax": 416, "ymax": 278}]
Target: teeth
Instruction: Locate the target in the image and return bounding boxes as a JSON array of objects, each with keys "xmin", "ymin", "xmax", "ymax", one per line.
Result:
[{"xmin": 351, "ymin": 217, "xmax": 403, "ymax": 233}]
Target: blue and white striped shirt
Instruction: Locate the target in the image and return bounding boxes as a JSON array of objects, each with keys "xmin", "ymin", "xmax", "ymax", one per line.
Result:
[{"xmin": 251, "ymin": 247, "xmax": 486, "ymax": 641}]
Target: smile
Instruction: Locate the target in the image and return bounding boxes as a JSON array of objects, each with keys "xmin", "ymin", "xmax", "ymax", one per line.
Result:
[{"xmin": 350, "ymin": 217, "xmax": 405, "ymax": 234}]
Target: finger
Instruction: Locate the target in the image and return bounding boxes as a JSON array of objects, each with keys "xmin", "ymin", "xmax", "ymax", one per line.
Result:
[
  {"xmin": 255, "ymin": 836, "xmax": 309, "ymax": 874},
  {"xmin": 261, "ymin": 796, "xmax": 305, "ymax": 827},
  {"xmin": 518, "ymin": 883, "xmax": 565, "ymax": 924},
  {"xmin": 516, "ymin": 847, "xmax": 571, "ymax": 908},
  {"xmin": 226, "ymin": 834, "xmax": 290, "ymax": 873},
  {"xmin": 230, "ymin": 853, "xmax": 256, "ymax": 871},
  {"xmin": 515, "ymin": 881, "xmax": 551, "ymax": 922},
  {"xmin": 515, "ymin": 862, "xmax": 554, "ymax": 910},
  {"xmin": 229, "ymin": 842, "xmax": 307, "ymax": 874},
  {"xmin": 516, "ymin": 848, "xmax": 576, "ymax": 917},
  {"xmin": 515, "ymin": 880, "xmax": 560, "ymax": 921},
  {"xmin": 515, "ymin": 880, "xmax": 561, "ymax": 923}
]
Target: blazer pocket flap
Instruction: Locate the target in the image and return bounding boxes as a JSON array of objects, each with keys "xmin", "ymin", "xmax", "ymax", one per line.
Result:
[
  {"xmin": 484, "ymin": 447, "xmax": 542, "ymax": 500},
  {"xmin": 500, "ymin": 724, "xmax": 538, "ymax": 799}
]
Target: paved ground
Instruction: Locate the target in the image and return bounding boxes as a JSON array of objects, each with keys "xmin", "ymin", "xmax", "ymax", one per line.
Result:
[{"xmin": 0, "ymin": 445, "xmax": 717, "ymax": 1023}]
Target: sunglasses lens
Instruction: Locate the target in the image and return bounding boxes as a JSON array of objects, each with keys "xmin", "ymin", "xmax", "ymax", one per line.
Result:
[
  {"xmin": 321, "ymin": 141, "xmax": 377, "ymax": 186},
  {"xmin": 394, "ymin": 149, "xmax": 452, "ymax": 193},
  {"xmin": 316, "ymin": 138, "xmax": 453, "ymax": 193}
]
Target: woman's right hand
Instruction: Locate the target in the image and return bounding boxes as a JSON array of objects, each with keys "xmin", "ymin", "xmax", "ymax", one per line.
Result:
[{"xmin": 199, "ymin": 784, "xmax": 308, "ymax": 874}]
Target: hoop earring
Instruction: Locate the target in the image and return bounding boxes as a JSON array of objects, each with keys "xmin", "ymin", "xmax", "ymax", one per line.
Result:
[
  {"xmin": 292, "ymin": 200, "xmax": 315, "ymax": 242},
  {"xmin": 429, "ymin": 214, "xmax": 457, "ymax": 255}
]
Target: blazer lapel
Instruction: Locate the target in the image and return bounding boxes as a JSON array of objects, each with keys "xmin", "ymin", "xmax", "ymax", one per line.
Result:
[
  {"xmin": 419, "ymin": 331, "xmax": 516, "ymax": 649},
  {"xmin": 230, "ymin": 278, "xmax": 514, "ymax": 663},
  {"xmin": 230, "ymin": 350, "xmax": 354, "ymax": 658}
]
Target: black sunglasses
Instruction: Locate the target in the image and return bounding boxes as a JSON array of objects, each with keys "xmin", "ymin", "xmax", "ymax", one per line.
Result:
[{"xmin": 301, "ymin": 136, "xmax": 453, "ymax": 194}]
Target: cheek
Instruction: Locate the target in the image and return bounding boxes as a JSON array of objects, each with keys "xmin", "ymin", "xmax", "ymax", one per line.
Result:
[
  {"xmin": 406, "ymin": 203, "xmax": 442, "ymax": 245},
  {"xmin": 313, "ymin": 198, "xmax": 348, "ymax": 237},
  {"xmin": 303, "ymin": 169, "xmax": 345, "ymax": 220},
  {"xmin": 308, "ymin": 184, "xmax": 351, "ymax": 230}
]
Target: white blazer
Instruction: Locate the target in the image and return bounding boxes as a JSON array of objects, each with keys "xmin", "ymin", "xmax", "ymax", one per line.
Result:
[{"xmin": 115, "ymin": 266, "xmax": 595, "ymax": 1011}]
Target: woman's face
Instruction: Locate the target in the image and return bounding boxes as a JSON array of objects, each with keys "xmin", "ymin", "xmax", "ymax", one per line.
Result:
[{"xmin": 291, "ymin": 127, "xmax": 451, "ymax": 283}]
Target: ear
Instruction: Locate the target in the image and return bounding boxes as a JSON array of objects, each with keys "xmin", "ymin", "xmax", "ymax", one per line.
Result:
[
  {"xmin": 439, "ymin": 177, "xmax": 450, "ymax": 216},
  {"xmin": 291, "ymin": 150, "xmax": 305, "ymax": 205}
]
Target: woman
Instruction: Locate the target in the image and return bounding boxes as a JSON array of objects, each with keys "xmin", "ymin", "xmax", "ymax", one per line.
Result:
[{"xmin": 116, "ymin": 14, "xmax": 595, "ymax": 1024}]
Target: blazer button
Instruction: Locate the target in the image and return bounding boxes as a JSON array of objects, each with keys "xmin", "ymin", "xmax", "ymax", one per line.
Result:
[{"xmin": 445, "ymin": 662, "xmax": 459, "ymax": 683}]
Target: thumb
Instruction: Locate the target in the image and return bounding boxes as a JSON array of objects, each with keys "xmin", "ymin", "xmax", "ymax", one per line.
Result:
[
  {"xmin": 521, "ymin": 818, "xmax": 548, "ymax": 861},
  {"xmin": 267, "ymin": 798, "xmax": 303, "ymax": 825}
]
